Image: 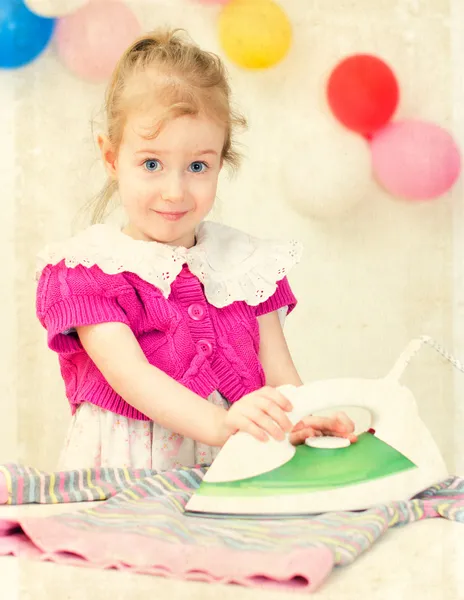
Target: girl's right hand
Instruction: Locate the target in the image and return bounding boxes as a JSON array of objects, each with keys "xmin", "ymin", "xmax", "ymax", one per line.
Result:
[{"xmin": 221, "ymin": 386, "xmax": 294, "ymax": 443}]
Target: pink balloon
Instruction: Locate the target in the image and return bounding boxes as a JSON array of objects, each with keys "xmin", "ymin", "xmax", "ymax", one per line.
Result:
[
  {"xmin": 371, "ymin": 120, "xmax": 461, "ymax": 200},
  {"xmin": 55, "ymin": 0, "xmax": 141, "ymax": 83}
]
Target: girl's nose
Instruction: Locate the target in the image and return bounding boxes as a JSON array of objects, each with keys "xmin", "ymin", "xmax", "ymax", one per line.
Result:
[{"xmin": 161, "ymin": 172, "xmax": 184, "ymax": 203}]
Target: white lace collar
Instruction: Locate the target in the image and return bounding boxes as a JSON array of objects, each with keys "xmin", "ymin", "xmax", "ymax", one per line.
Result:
[{"xmin": 36, "ymin": 221, "xmax": 303, "ymax": 308}]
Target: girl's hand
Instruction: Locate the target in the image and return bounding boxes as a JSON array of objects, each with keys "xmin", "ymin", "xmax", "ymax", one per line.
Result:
[
  {"xmin": 289, "ymin": 412, "xmax": 357, "ymax": 446},
  {"xmin": 221, "ymin": 386, "xmax": 294, "ymax": 443}
]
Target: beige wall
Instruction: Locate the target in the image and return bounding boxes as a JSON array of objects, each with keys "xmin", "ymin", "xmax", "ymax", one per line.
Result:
[{"xmin": 0, "ymin": 0, "xmax": 458, "ymax": 472}]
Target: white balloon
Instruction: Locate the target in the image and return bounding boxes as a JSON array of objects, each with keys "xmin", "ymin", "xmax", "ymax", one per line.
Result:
[
  {"xmin": 25, "ymin": 0, "xmax": 89, "ymax": 18},
  {"xmin": 280, "ymin": 116, "xmax": 374, "ymax": 220}
]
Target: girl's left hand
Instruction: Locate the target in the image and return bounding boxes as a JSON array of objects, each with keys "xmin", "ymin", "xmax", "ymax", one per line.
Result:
[{"xmin": 289, "ymin": 412, "xmax": 357, "ymax": 446}]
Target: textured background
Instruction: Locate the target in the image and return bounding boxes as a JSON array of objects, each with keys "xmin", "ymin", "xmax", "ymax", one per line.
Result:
[{"xmin": 0, "ymin": 0, "xmax": 459, "ymax": 474}]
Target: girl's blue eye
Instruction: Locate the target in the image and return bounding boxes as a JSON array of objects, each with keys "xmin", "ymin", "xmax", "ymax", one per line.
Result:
[
  {"xmin": 144, "ymin": 159, "xmax": 160, "ymax": 172},
  {"xmin": 189, "ymin": 161, "xmax": 207, "ymax": 173}
]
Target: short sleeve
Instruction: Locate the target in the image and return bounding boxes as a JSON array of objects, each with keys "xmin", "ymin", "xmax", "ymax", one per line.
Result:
[
  {"xmin": 36, "ymin": 261, "xmax": 131, "ymax": 353},
  {"xmin": 255, "ymin": 277, "xmax": 297, "ymax": 317}
]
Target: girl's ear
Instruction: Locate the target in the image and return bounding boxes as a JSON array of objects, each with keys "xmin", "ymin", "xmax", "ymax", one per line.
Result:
[{"xmin": 98, "ymin": 135, "xmax": 118, "ymax": 177}]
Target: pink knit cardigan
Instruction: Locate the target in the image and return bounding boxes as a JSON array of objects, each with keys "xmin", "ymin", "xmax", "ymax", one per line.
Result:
[{"xmin": 36, "ymin": 261, "xmax": 297, "ymax": 420}]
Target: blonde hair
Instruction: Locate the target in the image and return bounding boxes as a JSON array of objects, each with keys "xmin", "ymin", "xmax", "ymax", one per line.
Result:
[{"xmin": 91, "ymin": 28, "xmax": 247, "ymax": 224}]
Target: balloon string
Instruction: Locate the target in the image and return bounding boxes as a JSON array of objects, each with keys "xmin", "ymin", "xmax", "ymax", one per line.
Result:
[{"xmin": 386, "ymin": 335, "xmax": 464, "ymax": 381}]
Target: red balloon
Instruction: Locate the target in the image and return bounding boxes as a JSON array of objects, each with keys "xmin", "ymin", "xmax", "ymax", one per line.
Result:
[{"xmin": 327, "ymin": 55, "xmax": 399, "ymax": 136}]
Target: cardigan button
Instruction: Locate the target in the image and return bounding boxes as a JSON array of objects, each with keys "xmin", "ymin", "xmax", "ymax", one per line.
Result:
[
  {"xmin": 188, "ymin": 303, "xmax": 205, "ymax": 321},
  {"xmin": 196, "ymin": 339, "xmax": 213, "ymax": 357}
]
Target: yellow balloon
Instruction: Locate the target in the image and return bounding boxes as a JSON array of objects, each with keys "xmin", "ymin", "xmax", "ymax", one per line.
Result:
[{"xmin": 219, "ymin": 0, "xmax": 292, "ymax": 70}]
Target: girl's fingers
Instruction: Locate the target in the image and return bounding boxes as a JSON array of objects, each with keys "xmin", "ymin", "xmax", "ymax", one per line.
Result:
[
  {"xmin": 298, "ymin": 414, "xmax": 355, "ymax": 433},
  {"xmin": 248, "ymin": 422, "xmax": 269, "ymax": 442},
  {"xmin": 289, "ymin": 427, "xmax": 317, "ymax": 446},
  {"xmin": 257, "ymin": 397, "xmax": 293, "ymax": 433},
  {"xmin": 333, "ymin": 411, "xmax": 355, "ymax": 433},
  {"xmin": 244, "ymin": 406, "xmax": 286, "ymax": 441},
  {"xmin": 294, "ymin": 415, "xmax": 339, "ymax": 432},
  {"xmin": 236, "ymin": 415, "xmax": 269, "ymax": 442},
  {"xmin": 259, "ymin": 387, "xmax": 293, "ymax": 412},
  {"xmin": 235, "ymin": 398, "xmax": 359, "ymax": 445},
  {"xmin": 332, "ymin": 413, "xmax": 357, "ymax": 441},
  {"xmin": 292, "ymin": 420, "xmax": 305, "ymax": 432},
  {"xmin": 264, "ymin": 387, "xmax": 294, "ymax": 412},
  {"xmin": 292, "ymin": 420, "xmax": 323, "ymax": 435},
  {"xmin": 291, "ymin": 414, "xmax": 358, "ymax": 443}
]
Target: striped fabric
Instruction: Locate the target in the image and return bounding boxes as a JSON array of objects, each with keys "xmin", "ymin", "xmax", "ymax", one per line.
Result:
[
  {"xmin": 0, "ymin": 463, "xmax": 158, "ymax": 505},
  {"xmin": 0, "ymin": 464, "xmax": 463, "ymax": 592}
]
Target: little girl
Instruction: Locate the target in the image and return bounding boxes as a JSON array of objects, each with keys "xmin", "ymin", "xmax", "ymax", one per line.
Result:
[{"xmin": 36, "ymin": 29, "xmax": 355, "ymax": 470}]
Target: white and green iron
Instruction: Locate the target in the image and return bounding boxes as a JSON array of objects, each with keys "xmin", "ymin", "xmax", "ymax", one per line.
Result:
[{"xmin": 185, "ymin": 337, "xmax": 452, "ymax": 518}]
